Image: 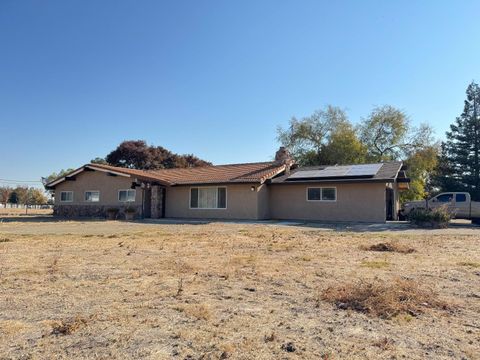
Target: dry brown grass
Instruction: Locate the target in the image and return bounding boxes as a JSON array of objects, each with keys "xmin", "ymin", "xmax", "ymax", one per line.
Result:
[
  {"xmin": 321, "ymin": 278, "xmax": 451, "ymax": 319},
  {"xmin": 457, "ymin": 261, "xmax": 480, "ymax": 268},
  {"xmin": 0, "ymin": 207, "xmax": 52, "ymax": 216},
  {"xmin": 361, "ymin": 259, "xmax": 390, "ymax": 269},
  {"xmin": 0, "ymin": 219, "xmax": 478, "ymax": 359}
]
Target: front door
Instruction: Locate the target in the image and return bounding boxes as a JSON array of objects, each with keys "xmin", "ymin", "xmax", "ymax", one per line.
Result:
[
  {"xmin": 143, "ymin": 188, "xmax": 152, "ymax": 218},
  {"xmin": 386, "ymin": 188, "xmax": 394, "ymax": 221}
]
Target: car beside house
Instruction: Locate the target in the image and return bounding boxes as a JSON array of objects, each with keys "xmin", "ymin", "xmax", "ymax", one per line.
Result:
[{"xmin": 46, "ymin": 147, "xmax": 409, "ymax": 223}]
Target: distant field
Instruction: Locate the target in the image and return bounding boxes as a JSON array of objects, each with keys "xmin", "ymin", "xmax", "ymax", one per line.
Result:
[
  {"xmin": 0, "ymin": 207, "xmax": 53, "ymax": 216},
  {"xmin": 0, "ymin": 219, "xmax": 478, "ymax": 359}
]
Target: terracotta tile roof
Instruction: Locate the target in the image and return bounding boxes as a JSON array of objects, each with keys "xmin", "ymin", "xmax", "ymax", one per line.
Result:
[
  {"xmin": 84, "ymin": 163, "xmax": 167, "ymax": 181},
  {"xmin": 47, "ymin": 162, "xmax": 287, "ymax": 187},
  {"xmin": 144, "ymin": 162, "xmax": 286, "ymax": 185}
]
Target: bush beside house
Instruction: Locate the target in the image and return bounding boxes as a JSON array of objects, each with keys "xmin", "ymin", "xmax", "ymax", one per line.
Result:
[{"xmin": 407, "ymin": 206, "xmax": 452, "ymax": 228}]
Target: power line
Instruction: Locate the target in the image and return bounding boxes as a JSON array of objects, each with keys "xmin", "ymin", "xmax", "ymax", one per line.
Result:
[{"xmin": 0, "ymin": 178, "xmax": 43, "ymax": 183}]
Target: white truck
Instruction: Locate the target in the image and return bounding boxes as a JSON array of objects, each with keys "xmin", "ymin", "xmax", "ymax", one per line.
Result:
[{"xmin": 400, "ymin": 192, "xmax": 480, "ymax": 224}]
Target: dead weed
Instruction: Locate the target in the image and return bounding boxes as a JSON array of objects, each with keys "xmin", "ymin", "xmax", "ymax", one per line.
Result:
[
  {"xmin": 50, "ymin": 316, "xmax": 89, "ymax": 336},
  {"xmin": 321, "ymin": 278, "xmax": 451, "ymax": 319},
  {"xmin": 362, "ymin": 242, "xmax": 415, "ymax": 254},
  {"xmin": 175, "ymin": 303, "xmax": 212, "ymax": 321}
]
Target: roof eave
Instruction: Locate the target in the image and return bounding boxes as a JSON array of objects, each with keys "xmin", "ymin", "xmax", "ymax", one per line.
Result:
[
  {"xmin": 171, "ymin": 180, "xmax": 262, "ymax": 186},
  {"xmin": 269, "ymin": 178, "xmax": 396, "ymax": 185}
]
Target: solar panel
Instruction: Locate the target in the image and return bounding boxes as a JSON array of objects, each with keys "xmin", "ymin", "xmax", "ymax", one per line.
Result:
[
  {"xmin": 287, "ymin": 166, "xmax": 350, "ymax": 179},
  {"xmin": 345, "ymin": 163, "xmax": 382, "ymax": 176},
  {"xmin": 286, "ymin": 163, "xmax": 383, "ymax": 180}
]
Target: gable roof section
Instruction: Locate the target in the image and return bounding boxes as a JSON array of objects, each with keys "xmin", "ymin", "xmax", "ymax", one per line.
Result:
[
  {"xmin": 46, "ymin": 161, "xmax": 287, "ymax": 188},
  {"xmin": 270, "ymin": 161, "xmax": 404, "ymax": 184},
  {"xmin": 146, "ymin": 162, "xmax": 286, "ymax": 185}
]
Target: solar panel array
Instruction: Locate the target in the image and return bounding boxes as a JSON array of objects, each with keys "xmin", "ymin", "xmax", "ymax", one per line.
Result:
[{"xmin": 287, "ymin": 163, "xmax": 383, "ymax": 180}]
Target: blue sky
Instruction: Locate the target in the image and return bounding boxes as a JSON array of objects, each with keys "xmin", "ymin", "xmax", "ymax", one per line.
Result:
[{"xmin": 1, "ymin": 0, "xmax": 479, "ymax": 187}]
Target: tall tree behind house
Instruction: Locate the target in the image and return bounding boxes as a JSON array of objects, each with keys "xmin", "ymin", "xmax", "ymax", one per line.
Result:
[{"xmin": 434, "ymin": 82, "xmax": 480, "ymax": 200}]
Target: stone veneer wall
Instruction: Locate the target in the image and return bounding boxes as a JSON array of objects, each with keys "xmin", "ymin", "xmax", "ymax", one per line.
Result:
[
  {"xmin": 150, "ymin": 185, "xmax": 164, "ymax": 219},
  {"xmin": 54, "ymin": 204, "xmax": 143, "ymax": 219}
]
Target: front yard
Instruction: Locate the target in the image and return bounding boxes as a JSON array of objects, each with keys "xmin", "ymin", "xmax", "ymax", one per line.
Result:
[{"xmin": 0, "ymin": 219, "xmax": 479, "ymax": 359}]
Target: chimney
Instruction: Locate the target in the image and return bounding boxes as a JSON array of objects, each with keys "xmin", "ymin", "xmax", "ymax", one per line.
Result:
[{"xmin": 275, "ymin": 146, "xmax": 294, "ymax": 174}]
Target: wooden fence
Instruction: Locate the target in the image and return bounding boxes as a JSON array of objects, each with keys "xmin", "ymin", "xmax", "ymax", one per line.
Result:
[{"xmin": 0, "ymin": 203, "xmax": 53, "ymax": 209}]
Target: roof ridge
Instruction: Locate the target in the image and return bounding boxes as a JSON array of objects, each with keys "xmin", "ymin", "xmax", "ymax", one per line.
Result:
[
  {"xmin": 231, "ymin": 162, "xmax": 283, "ymax": 180},
  {"xmin": 147, "ymin": 161, "xmax": 277, "ymax": 173}
]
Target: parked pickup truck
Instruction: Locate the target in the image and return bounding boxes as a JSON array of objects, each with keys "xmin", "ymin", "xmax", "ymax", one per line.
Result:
[{"xmin": 400, "ymin": 192, "xmax": 480, "ymax": 224}]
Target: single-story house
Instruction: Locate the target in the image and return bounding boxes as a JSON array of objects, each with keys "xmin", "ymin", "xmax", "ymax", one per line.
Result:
[{"xmin": 46, "ymin": 147, "xmax": 409, "ymax": 222}]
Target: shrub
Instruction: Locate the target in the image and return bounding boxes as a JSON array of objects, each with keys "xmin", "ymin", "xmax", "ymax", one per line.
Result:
[
  {"xmin": 407, "ymin": 206, "xmax": 452, "ymax": 228},
  {"xmin": 321, "ymin": 278, "xmax": 450, "ymax": 319},
  {"xmin": 124, "ymin": 205, "xmax": 136, "ymax": 214},
  {"xmin": 106, "ymin": 207, "xmax": 119, "ymax": 220}
]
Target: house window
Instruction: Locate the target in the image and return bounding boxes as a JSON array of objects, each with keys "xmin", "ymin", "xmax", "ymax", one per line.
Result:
[
  {"xmin": 190, "ymin": 187, "xmax": 227, "ymax": 209},
  {"xmin": 85, "ymin": 191, "xmax": 100, "ymax": 202},
  {"xmin": 60, "ymin": 191, "xmax": 73, "ymax": 202},
  {"xmin": 307, "ymin": 187, "xmax": 337, "ymax": 202},
  {"xmin": 118, "ymin": 189, "xmax": 136, "ymax": 202}
]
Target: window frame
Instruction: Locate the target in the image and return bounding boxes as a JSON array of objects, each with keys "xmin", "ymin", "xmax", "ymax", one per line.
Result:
[
  {"xmin": 59, "ymin": 191, "xmax": 73, "ymax": 203},
  {"xmin": 306, "ymin": 187, "xmax": 337, "ymax": 202},
  {"xmin": 189, "ymin": 186, "xmax": 227, "ymax": 210},
  {"xmin": 118, "ymin": 189, "xmax": 136, "ymax": 202},
  {"xmin": 84, "ymin": 190, "xmax": 100, "ymax": 202}
]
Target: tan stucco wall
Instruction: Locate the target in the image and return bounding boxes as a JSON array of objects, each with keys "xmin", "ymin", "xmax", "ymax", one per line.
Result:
[
  {"xmin": 269, "ymin": 182, "xmax": 387, "ymax": 223},
  {"xmin": 165, "ymin": 184, "xmax": 260, "ymax": 219},
  {"xmin": 54, "ymin": 170, "xmax": 141, "ymax": 206},
  {"xmin": 256, "ymin": 184, "xmax": 270, "ymax": 219}
]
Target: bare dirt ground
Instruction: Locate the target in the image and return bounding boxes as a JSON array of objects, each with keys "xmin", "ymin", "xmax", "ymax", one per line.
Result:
[{"xmin": 0, "ymin": 218, "xmax": 479, "ymax": 359}]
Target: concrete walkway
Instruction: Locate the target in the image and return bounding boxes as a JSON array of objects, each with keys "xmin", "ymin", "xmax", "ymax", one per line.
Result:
[{"xmin": 142, "ymin": 218, "xmax": 479, "ymax": 234}]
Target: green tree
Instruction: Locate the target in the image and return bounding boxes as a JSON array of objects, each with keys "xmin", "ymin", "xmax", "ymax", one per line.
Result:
[
  {"xmin": 360, "ymin": 106, "xmax": 436, "ymax": 161},
  {"xmin": 434, "ymin": 81, "xmax": 480, "ymax": 200},
  {"xmin": 42, "ymin": 169, "xmax": 75, "ymax": 190},
  {"xmin": 8, "ymin": 191, "xmax": 18, "ymax": 204},
  {"xmin": 90, "ymin": 157, "xmax": 108, "ymax": 164},
  {"xmin": 278, "ymin": 104, "xmax": 438, "ymax": 201},
  {"xmin": 28, "ymin": 188, "xmax": 48, "ymax": 205},
  {"xmin": 277, "ymin": 105, "xmax": 366, "ymax": 165},
  {"xmin": 359, "ymin": 105, "xmax": 410, "ymax": 161},
  {"xmin": 319, "ymin": 121, "xmax": 367, "ymax": 165},
  {"xmin": 400, "ymin": 145, "xmax": 440, "ymax": 202}
]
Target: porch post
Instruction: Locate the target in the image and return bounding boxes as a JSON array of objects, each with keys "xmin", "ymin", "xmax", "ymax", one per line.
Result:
[{"xmin": 151, "ymin": 185, "xmax": 164, "ymax": 219}]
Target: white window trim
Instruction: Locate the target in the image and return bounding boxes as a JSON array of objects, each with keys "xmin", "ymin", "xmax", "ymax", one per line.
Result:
[
  {"xmin": 118, "ymin": 189, "xmax": 136, "ymax": 202},
  {"xmin": 60, "ymin": 191, "xmax": 73, "ymax": 203},
  {"xmin": 189, "ymin": 186, "xmax": 227, "ymax": 210},
  {"xmin": 84, "ymin": 190, "xmax": 100, "ymax": 202},
  {"xmin": 306, "ymin": 187, "xmax": 337, "ymax": 202}
]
